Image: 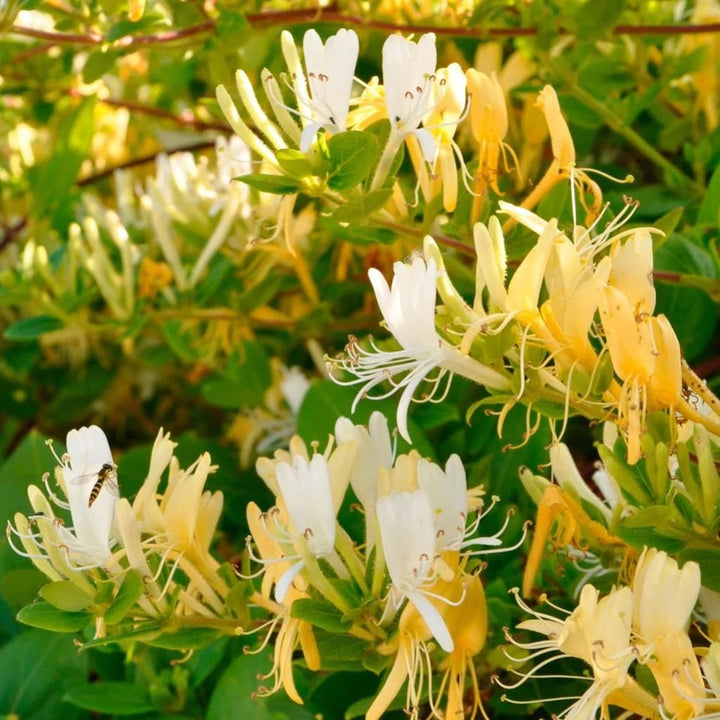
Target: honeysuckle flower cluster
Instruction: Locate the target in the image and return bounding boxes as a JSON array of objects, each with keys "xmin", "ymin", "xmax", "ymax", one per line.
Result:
[
  {"xmin": 16, "ymin": 136, "xmax": 254, "ymax": 343},
  {"xmin": 503, "ymin": 547, "xmax": 720, "ymax": 720},
  {"xmin": 216, "ymin": 28, "xmax": 527, "ymax": 215},
  {"xmin": 330, "ymin": 180, "xmax": 720, "ymax": 464},
  {"xmin": 7, "ymin": 425, "xmax": 232, "ymax": 637},
  {"xmin": 242, "ymin": 410, "xmax": 519, "ymax": 718}
]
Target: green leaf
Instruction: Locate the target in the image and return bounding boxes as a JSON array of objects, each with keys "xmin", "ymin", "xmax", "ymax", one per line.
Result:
[
  {"xmin": 0, "ymin": 629, "xmax": 88, "ymax": 719},
  {"xmin": 698, "ymin": 162, "xmax": 720, "ymax": 227},
  {"xmin": 104, "ymin": 570, "xmax": 144, "ymax": 625},
  {"xmin": 597, "ymin": 443, "xmax": 653, "ymax": 506},
  {"xmin": 162, "ymin": 320, "xmax": 197, "ymax": 362},
  {"xmin": 655, "ymin": 236, "xmax": 718, "ymax": 359},
  {"xmin": 82, "ymin": 49, "xmax": 118, "ymax": 83},
  {"xmin": 34, "ymin": 98, "xmax": 96, "ymax": 218},
  {"xmin": 327, "ymin": 131, "xmax": 379, "ymax": 191},
  {"xmin": 3, "ymin": 315, "xmax": 63, "ymax": 341},
  {"xmin": 574, "ymin": 0, "xmax": 625, "ymax": 40},
  {"xmin": 200, "ymin": 341, "xmax": 272, "ymax": 409},
  {"xmin": 207, "ymin": 652, "xmax": 275, "ymax": 720},
  {"xmin": 314, "ymin": 630, "xmax": 370, "ymax": 669},
  {"xmin": 0, "ymin": 433, "xmax": 49, "ymax": 524},
  {"xmin": 276, "ymin": 148, "xmax": 315, "ymax": 179},
  {"xmin": 64, "ymin": 681, "xmax": 155, "ymax": 715},
  {"xmin": 654, "ymin": 206, "xmax": 684, "ymax": 239},
  {"xmin": 17, "ymin": 602, "xmax": 92, "ymax": 633},
  {"xmin": 236, "ymin": 173, "xmax": 302, "ymax": 195},
  {"xmin": 332, "ymin": 189, "xmax": 392, "ymax": 223},
  {"xmin": 39, "ymin": 582, "xmax": 94, "ymax": 612},
  {"xmin": 617, "ymin": 506, "xmax": 690, "ymax": 553},
  {"xmin": 187, "ymin": 637, "xmax": 230, "ymax": 690},
  {"xmin": 290, "ymin": 598, "xmax": 352, "ymax": 633}
]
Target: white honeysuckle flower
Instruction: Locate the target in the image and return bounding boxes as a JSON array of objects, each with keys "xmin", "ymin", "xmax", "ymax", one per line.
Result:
[
  {"xmin": 417, "ymin": 454, "xmax": 506, "ymax": 557},
  {"xmin": 330, "ymin": 256, "xmax": 509, "ymax": 442},
  {"xmin": 7, "ymin": 425, "xmax": 119, "ymax": 572},
  {"xmin": 62, "ymin": 425, "xmax": 119, "ymax": 565},
  {"xmin": 382, "ymin": 33, "xmax": 437, "ymax": 161},
  {"xmin": 334, "ymin": 410, "xmax": 394, "ymax": 550},
  {"xmin": 335, "ymin": 257, "xmax": 445, "ymax": 442},
  {"xmin": 417, "ymin": 455, "xmax": 467, "ymax": 551},
  {"xmin": 300, "ymin": 28, "xmax": 359, "ymax": 151},
  {"xmin": 371, "ymin": 257, "xmax": 440, "ymax": 351},
  {"xmin": 376, "ymin": 489, "xmax": 453, "ymax": 652},
  {"xmin": 274, "ymin": 453, "xmax": 339, "ymax": 602},
  {"xmin": 277, "ymin": 454, "xmax": 337, "ymax": 557},
  {"xmin": 632, "ymin": 547, "xmax": 701, "ymax": 644}
]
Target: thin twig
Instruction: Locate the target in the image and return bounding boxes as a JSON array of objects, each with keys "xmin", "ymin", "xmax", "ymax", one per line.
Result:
[
  {"xmin": 11, "ymin": 14, "xmax": 720, "ymax": 48},
  {"xmin": 75, "ymin": 92, "xmax": 229, "ymax": 132},
  {"xmin": 9, "ymin": 20, "xmax": 214, "ymax": 48},
  {"xmin": 245, "ymin": 8, "xmax": 720, "ymax": 38}
]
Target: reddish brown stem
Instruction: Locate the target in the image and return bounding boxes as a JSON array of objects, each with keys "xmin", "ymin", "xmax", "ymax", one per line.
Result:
[
  {"xmin": 90, "ymin": 94, "xmax": 228, "ymax": 132},
  {"xmin": 245, "ymin": 8, "xmax": 720, "ymax": 38},
  {"xmin": 11, "ymin": 15, "xmax": 720, "ymax": 48},
  {"xmin": 9, "ymin": 20, "xmax": 214, "ymax": 48}
]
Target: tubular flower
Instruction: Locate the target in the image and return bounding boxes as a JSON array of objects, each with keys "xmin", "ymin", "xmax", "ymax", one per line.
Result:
[
  {"xmin": 298, "ymin": 28, "xmax": 359, "ymax": 151},
  {"xmin": 466, "ymin": 69, "xmax": 515, "ymax": 196},
  {"xmin": 382, "ymin": 32, "xmax": 437, "ymax": 161},
  {"xmin": 370, "ymin": 33, "xmax": 438, "ymax": 190},
  {"xmin": 599, "ymin": 285, "xmax": 682, "ymax": 463},
  {"xmin": 632, "ymin": 548, "xmax": 700, "ymax": 644},
  {"xmin": 507, "ymin": 584, "xmax": 655, "ymax": 720},
  {"xmin": 376, "ymin": 489, "xmax": 454, "ymax": 652},
  {"xmin": 8, "ymin": 426, "xmax": 231, "ymax": 627},
  {"xmin": 436, "ymin": 572, "xmax": 488, "ymax": 720},
  {"xmin": 245, "ymin": 501, "xmax": 319, "ymax": 705},
  {"xmin": 334, "ymin": 411, "xmax": 394, "ymax": 551},
  {"xmin": 366, "ymin": 591, "xmax": 436, "ymax": 720},
  {"xmin": 329, "ymin": 255, "xmax": 509, "ymax": 442},
  {"xmin": 250, "ymin": 432, "xmax": 359, "ymax": 616},
  {"xmin": 8, "ymin": 425, "xmax": 118, "ymax": 573},
  {"xmin": 129, "ymin": 429, "xmax": 230, "ymax": 615},
  {"xmin": 408, "ymin": 62, "xmax": 468, "ymax": 212},
  {"xmin": 632, "ymin": 548, "xmax": 704, "ymax": 719},
  {"xmin": 61, "ymin": 425, "xmax": 119, "ymax": 566},
  {"xmin": 273, "ymin": 454, "xmax": 343, "ymax": 602},
  {"xmin": 529, "ymin": 85, "xmax": 604, "ymax": 224}
]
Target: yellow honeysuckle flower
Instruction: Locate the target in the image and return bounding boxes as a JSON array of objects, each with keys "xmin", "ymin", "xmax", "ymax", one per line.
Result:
[
  {"xmin": 632, "ymin": 548, "xmax": 704, "ymax": 719},
  {"xmin": 365, "ymin": 598, "xmax": 435, "ymax": 720},
  {"xmin": 436, "ymin": 571, "xmax": 488, "ymax": 720},
  {"xmin": 244, "ymin": 501, "xmax": 319, "ymax": 705},
  {"xmin": 507, "ymin": 584, "xmax": 645, "ymax": 719},
  {"xmin": 513, "ymin": 85, "xmax": 607, "ymax": 227},
  {"xmin": 599, "ymin": 285, "xmax": 682, "ymax": 463},
  {"xmin": 681, "ymin": 0, "xmax": 720, "ymax": 131},
  {"xmin": 466, "ymin": 68, "xmax": 515, "ymax": 197},
  {"xmin": 407, "ymin": 62, "xmax": 467, "ymax": 212}
]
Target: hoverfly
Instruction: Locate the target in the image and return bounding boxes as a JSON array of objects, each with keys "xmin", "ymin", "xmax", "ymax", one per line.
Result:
[{"xmin": 73, "ymin": 463, "xmax": 119, "ymax": 508}]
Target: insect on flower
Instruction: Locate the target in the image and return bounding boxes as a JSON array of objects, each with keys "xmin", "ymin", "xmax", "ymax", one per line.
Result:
[{"xmin": 79, "ymin": 462, "xmax": 119, "ymax": 508}]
